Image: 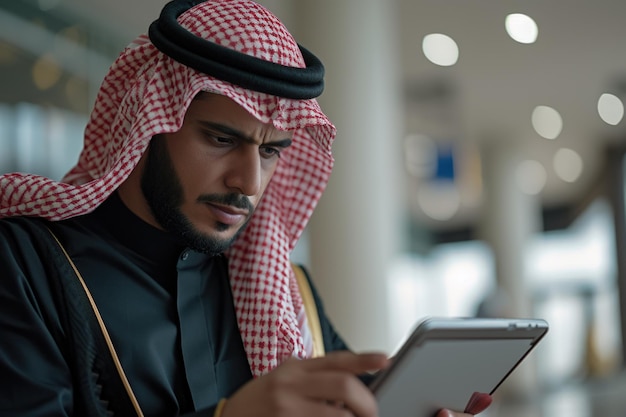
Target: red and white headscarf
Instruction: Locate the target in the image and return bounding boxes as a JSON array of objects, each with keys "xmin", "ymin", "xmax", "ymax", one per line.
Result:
[{"xmin": 0, "ymin": 0, "xmax": 336, "ymax": 376}]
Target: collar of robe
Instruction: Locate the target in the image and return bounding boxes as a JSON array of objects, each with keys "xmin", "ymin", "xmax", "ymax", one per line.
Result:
[{"xmin": 148, "ymin": 0, "xmax": 325, "ymax": 99}]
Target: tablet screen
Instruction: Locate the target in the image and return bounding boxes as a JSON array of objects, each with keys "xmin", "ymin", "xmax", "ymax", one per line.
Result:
[{"xmin": 377, "ymin": 338, "xmax": 534, "ymax": 416}]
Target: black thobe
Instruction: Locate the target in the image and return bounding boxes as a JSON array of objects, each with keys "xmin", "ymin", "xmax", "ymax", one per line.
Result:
[{"xmin": 0, "ymin": 193, "xmax": 349, "ymax": 416}]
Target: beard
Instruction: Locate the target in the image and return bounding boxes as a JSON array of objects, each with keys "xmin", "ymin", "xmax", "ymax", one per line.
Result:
[{"xmin": 140, "ymin": 134, "xmax": 254, "ymax": 255}]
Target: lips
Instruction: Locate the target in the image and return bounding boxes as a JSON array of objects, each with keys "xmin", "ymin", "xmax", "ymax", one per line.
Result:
[{"xmin": 205, "ymin": 202, "xmax": 248, "ymax": 225}]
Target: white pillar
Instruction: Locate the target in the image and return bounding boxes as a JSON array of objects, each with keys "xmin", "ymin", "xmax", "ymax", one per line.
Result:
[
  {"xmin": 478, "ymin": 142, "xmax": 542, "ymax": 397},
  {"xmin": 292, "ymin": 0, "xmax": 405, "ymax": 354},
  {"xmin": 479, "ymin": 143, "xmax": 540, "ymax": 318}
]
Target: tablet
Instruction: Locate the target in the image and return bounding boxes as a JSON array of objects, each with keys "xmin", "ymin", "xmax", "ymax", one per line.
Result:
[{"xmin": 369, "ymin": 317, "xmax": 548, "ymax": 417}]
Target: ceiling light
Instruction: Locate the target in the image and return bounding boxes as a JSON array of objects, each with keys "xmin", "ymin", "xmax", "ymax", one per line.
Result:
[
  {"xmin": 505, "ymin": 13, "xmax": 538, "ymax": 44},
  {"xmin": 597, "ymin": 93, "xmax": 624, "ymax": 125},
  {"xmin": 532, "ymin": 105, "xmax": 563, "ymax": 139},
  {"xmin": 32, "ymin": 53, "xmax": 62, "ymax": 90},
  {"xmin": 416, "ymin": 181, "xmax": 460, "ymax": 221},
  {"xmin": 553, "ymin": 148, "xmax": 583, "ymax": 183},
  {"xmin": 516, "ymin": 160, "xmax": 546, "ymax": 195},
  {"xmin": 422, "ymin": 33, "xmax": 459, "ymax": 67}
]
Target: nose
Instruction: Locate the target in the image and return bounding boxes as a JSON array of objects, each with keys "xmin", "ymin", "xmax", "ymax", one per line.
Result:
[{"xmin": 224, "ymin": 146, "xmax": 262, "ymax": 196}]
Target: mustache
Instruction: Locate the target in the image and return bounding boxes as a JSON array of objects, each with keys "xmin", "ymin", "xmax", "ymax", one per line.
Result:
[{"xmin": 196, "ymin": 193, "xmax": 254, "ymax": 212}]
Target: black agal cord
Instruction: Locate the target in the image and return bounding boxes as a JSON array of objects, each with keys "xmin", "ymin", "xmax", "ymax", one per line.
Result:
[{"xmin": 149, "ymin": 0, "xmax": 325, "ymax": 99}]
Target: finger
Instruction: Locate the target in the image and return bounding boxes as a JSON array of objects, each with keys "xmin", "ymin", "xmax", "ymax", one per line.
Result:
[
  {"xmin": 223, "ymin": 381, "xmax": 355, "ymax": 417},
  {"xmin": 464, "ymin": 392, "xmax": 493, "ymax": 414},
  {"xmin": 293, "ymin": 370, "xmax": 378, "ymax": 416},
  {"xmin": 300, "ymin": 350, "xmax": 389, "ymax": 374},
  {"xmin": 298, "ymin": 399, "xmax": 354, "ymax": 417}
]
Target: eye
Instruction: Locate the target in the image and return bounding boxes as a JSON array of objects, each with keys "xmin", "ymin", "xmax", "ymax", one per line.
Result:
[
  {"xmin": 260, "ymin": 146, "xmax": 282, "ymax": 159},
  {"xmin": 204, "ymin": 131, "xmax": 234, "ymax": 146}
]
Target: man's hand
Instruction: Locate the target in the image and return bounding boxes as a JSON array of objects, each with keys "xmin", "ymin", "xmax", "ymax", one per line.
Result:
[{"xmin": 221, "ymin": 351, "xmax": 389, "ymax": 417}]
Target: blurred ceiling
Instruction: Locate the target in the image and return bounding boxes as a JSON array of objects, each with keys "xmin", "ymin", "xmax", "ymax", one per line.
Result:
[
  {"xmin": 4, "ymin": 0, "xmax": 626, "ymax": 235},
  {"xmin": 395, "ymin": 0, "xmax": 626, "ymax": 233}
]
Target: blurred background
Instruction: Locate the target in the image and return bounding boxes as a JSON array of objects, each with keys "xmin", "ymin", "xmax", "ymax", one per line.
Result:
[{"xmin": 1, "ymin": 0, "xmax": 626, "ymax": 415}]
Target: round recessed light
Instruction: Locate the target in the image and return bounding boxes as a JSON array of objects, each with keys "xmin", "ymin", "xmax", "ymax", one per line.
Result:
[
  {"xmin": 532, "ymin": 105, "xmax": 563, "ymax": 139},
  {"xmin": 416, "ymin": 181, "xmax": 460, "ymax": 221},
  {"xmin": 553, "ymin": 148, "xmax": 583, "ymax": 183},
  {"xmin": 422, "ymin": 33, "xmax": 459, "ymax": 67},
  {"xmin": 505, "ymin": 13, "xmax": 538, "ymax": 44},
  {"xmin": 597, "ymin": 93, "xmax": 624, "ymax": 126}
]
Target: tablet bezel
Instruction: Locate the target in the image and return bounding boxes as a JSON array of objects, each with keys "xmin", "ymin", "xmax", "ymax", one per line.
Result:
[{"xmin": 368, "ymin": 317, "xmax": 549, "ymax": 415}]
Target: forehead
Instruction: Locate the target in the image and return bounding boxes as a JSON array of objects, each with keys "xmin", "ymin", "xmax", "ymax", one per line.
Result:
[
  {"xmin": 185, "ymin": 93, "xmax": 289, "ymax": 136},
  {"xmin": 187, "ymin": 92, "xmax": 251, "ymax": 120}
]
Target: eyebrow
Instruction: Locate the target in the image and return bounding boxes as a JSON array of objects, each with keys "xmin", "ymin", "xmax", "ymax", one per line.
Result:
[{"xmin": 199, "ymin": 121, "xmax": 293, "ymax": 148}]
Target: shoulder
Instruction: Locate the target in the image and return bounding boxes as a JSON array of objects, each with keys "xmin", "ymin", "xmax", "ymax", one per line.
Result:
[
  {"xmin": 0, "ymin": 216, "xmax": 44, "ymax": 244},
  {"xmin": 0, "ymin": 215, "xmax": 48, "ymax": 231},
  {"xmin": 0, "ymin": 217, "xmax": 59, "ymax": 282},
  {"xmin": 291, "ymin": 263, "xmax": 352, "ymax": 353},
  {"xmin": 0, "ymin": 217, "xmax": 70, "ymax": 327},
  {"xmin": 0, "ymin": 216, "xmax": 54, "ymax": 254}
]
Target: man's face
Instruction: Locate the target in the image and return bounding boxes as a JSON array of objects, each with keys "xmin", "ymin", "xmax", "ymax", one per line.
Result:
[{"xmin": 121, "ymin": 93, "xmax": 293, "ymax": 254}]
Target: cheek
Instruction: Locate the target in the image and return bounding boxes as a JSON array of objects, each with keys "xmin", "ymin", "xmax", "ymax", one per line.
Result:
[
  {"xmin": 165, "ymin": 139, "xmax": 223, "ymax": 196},
  {"xmin": 258, "ymin": 162, "xmax": 280, "ymax": 197}
]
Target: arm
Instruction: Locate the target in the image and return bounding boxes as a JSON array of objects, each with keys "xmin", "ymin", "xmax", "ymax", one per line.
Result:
[
  {"xmin": 220, "ymin": 351, "xmax": 389, "ymax": 417},
  {"xmin": 0, "ymin": 219, "xmax": 140, "ymax": 416},
  {"xmin": 0, "ymin": 222, "xmax": 74, "ymax": 416},
  {"xmin": 291, "ymin": 265, "xmax": 492, "ymax": 417},
  {"xmin": 210, "ymin": 350, "xmax": 489, "ymax": 417},
  {"xmin": 205, "ymin": 265, "xmax": 387, "ymax": 417},
  {"xmin": 209, "ymin": 265, "xmax": 488, "ymax": 417}
]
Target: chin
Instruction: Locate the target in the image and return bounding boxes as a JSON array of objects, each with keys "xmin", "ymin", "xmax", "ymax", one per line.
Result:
[{"xmin": 196, "ymin": 223, "xmax": 239, "ymax": 242}]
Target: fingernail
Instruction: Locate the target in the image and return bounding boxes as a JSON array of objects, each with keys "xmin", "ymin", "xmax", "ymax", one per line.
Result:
[{"xmin": 465, "ymin": 392, "xmax": 493, "ymax": 414}]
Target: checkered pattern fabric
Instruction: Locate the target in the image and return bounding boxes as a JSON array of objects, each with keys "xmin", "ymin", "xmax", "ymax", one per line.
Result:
[{"xmin": 0, "ymin": 0, "xmax": 336, "ymax": 377}]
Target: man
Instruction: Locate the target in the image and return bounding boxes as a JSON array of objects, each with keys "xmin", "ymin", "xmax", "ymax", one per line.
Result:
[{"xmin": 0, "ymin": 1, "xmax": 489, "ymax": 416}]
